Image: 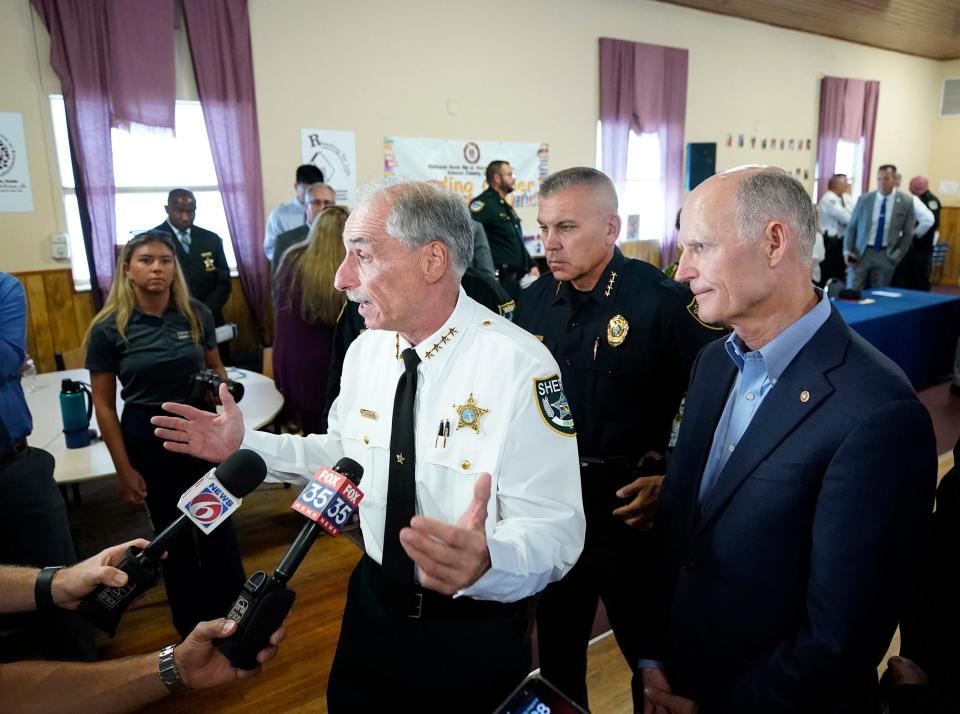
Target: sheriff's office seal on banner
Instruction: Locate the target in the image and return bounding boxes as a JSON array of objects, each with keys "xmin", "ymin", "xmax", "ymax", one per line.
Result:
[{"xmin": 534, "ymin": 374, "xmax": 575, "ymax": 436}]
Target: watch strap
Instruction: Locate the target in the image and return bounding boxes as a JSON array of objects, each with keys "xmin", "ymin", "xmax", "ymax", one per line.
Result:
[
  {"xmin": 158, "ymin": 644, "xmax": 190, "ymax": 694},
  {"xmin": 34, "ymin": 565, "xmax": 65, "ymax": 611}
]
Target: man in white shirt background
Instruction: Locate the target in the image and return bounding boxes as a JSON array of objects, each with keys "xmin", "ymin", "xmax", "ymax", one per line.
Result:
[{"xmin": 817, "ymin": 173, "xmax": 852, "ymax": 286}]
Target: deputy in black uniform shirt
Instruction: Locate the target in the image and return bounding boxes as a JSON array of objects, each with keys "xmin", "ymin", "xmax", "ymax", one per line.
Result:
[
  {"xmin": 469, "ymin": 160, "xmax": 538, "ymax": 300},
  {"xmin": 153, "ymin": 189, "xmax": 232, "ymax": 359},
  {"xmin": 514, "ymin": 168, "xmax": 724, "ymax": 711}
]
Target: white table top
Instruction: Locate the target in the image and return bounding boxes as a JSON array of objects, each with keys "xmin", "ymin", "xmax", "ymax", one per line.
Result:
[{"xmin": 24, "ymin": 368, "xmax": 283, "ymax": 485}]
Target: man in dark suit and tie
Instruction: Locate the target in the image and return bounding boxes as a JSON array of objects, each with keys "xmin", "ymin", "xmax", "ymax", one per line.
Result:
[
  {"xmin": 843, "ymin": 164, "xmax": 916, "ymax": 290},
  {"xmin": 153, "ymin": 189, "xmax": 232, "ymax": 357},
  {"xmin": 640, "ymin": 167, "xmax": 937, "ymax": 714}
]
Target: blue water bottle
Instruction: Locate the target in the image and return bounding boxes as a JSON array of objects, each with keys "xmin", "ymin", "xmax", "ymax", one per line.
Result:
[{"xmin": 60, "ymin": 379, "xmax": 93, "ymax": 448}]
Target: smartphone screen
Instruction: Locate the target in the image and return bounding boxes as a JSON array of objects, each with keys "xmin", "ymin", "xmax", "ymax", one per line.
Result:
[{"xmin": 493, "ymin": 674, "xmax": 589, "ymax": 714}]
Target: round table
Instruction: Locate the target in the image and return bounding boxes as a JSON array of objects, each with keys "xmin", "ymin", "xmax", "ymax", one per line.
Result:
[{"xmin": 24, "ymin": 368, "xmax": 283, "ymax": 485}]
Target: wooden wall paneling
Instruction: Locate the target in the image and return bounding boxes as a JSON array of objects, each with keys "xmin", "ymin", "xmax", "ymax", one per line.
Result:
[
  {"xmin": 620, "ymin": 239, "xmax": 663, "ymax": 267},
  {"xmin": 21, "ymin": 273, "xmax": 57, "ymax": 373},
  {"xmin": 73, "ymin": 290, "xmax": 95, "ymax": 344},
  {"xmin": 936, "ymin": 207, "xmax": 960, "ymax": 286},
  {"xmin": 45, "ymin": 270, "xmax": 81, "ymax": 355}
]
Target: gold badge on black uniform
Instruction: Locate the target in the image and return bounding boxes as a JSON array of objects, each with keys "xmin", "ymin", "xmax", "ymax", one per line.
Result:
[
  {"xmin": 202, "ymin": 251, "xmax": 215, "ymax": 271},
  {"xmin": 607, "ymin": 315, "xmax": 629, "ymax": 347}
]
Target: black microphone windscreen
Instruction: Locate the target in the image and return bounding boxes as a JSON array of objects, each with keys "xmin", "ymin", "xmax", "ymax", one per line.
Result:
[
  {"xmin": 332, "ymin": 457, "xmax": 364, "ymax": 484},
  {"xmin": 215, "ymin": 450, "xmax": 267, "ymax": 497}
]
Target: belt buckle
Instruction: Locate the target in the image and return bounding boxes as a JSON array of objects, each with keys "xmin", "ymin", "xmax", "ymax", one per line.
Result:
[{"xmin": 409, "ymin": 591, "xmax": 423, "ymax": 619}]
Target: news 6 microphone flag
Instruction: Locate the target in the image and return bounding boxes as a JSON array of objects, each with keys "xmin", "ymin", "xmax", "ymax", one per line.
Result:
[
  {"xmin": 291, "ymin": 466, "xmax": 364, "ymax": 536},
  {"xmin": 178, "ymin": 472, "xmax": 242, "ymax": 532}
]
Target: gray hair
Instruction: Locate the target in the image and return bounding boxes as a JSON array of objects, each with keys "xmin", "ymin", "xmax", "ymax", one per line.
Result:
[
  {"xmin": 358, "ymin": 181, "xmax": 474, "ymax": 277},
  {"xmin": 539, "ymin": 167, "xmax": 618, "ymax": 212},
  {"xmin": 734, "ymin": 170, "xmax": 817, "ymax": 264},
  {"xmin": 306, "ymin": 182, "xmax": 335, "ymax": 197}
]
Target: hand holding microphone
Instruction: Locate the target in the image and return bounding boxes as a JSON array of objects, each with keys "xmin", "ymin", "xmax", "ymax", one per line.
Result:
[
  {"xmin": 76, "ymin": 450, "xmax": 267, "ymax": 635},
  {"xmin": 216, "ymin": 457, "xmax": 364, "ymax": 669}
]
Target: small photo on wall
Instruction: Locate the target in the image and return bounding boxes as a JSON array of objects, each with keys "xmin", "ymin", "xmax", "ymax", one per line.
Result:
[
  {"xmin": 761, "ymin": 138, "xmax": 768, "ymax": 149},
  {"xmin": 788, "ymin": 139, "xmax": 795, "ymax": 150},
  {"xmin": 805, "ymin": 139, "xmax": 811, "ymax": 150},
  {"xmin": 738, "ymin": 134, "xmax": 744, "ymax": 147},
  {"xmin": 803, "ymin": 169, "xmax": 809, "ymax": 180},
  {"xmin": 726, "ymin": 134, "xmax": 733, "ymax": 147},
  {"xmin": 750, "ymin": 135, "xmax": 757, "ymax": 148},
  {"xmin": 770, "ymin": 137, "xmax": 777, "ymax": 149},
  {"xmin": 779, "ymin": 139, "xmax": 785, "ymax": 150}
]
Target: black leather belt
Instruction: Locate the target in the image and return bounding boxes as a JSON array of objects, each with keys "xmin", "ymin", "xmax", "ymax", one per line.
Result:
[
  {"xmin": 362, "ymin": 555, "xmax": 528, "ymax": 621},
  {"xmin": 0, "ymin": 439, "xmax": 28, "ymax": 466}
]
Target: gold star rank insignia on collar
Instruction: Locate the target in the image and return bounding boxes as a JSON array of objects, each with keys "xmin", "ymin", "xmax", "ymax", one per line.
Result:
[
  {"xmin": 604, "ymin": 271, "xmax": 618, "ymax": 297},
  {"xmin": 607, "ymin": 314, "xmax": 629, "ymax": 347},
  {"xmin": 453, "ymin": 393, "xmax": 488, "ymax": 433}
]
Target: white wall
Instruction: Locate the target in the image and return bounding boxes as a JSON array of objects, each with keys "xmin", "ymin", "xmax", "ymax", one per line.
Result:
[{"xmin": 1, "ymin": 0, "xmax": 954, "ymax": 272}]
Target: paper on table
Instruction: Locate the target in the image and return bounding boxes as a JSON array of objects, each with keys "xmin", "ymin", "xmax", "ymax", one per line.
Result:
[{"xmin": 871, "ymin": 290, "xmax": 902, "ymax": 298}]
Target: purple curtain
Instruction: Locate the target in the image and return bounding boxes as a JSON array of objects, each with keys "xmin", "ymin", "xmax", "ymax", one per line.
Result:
[
  {"xmin": 182, "ymin": 0, "xmax": 269, "ymax": 334},
  {"xmin": 599, "ymin": 37, "xmax": 688, "ymax": 265},
  {"xmin": 816, "ymin": 76, "xmax": 880, "ymax": 199},
  {"xmin": 32, "ymin": 0, "xmax": 175, "ymax": 303}
]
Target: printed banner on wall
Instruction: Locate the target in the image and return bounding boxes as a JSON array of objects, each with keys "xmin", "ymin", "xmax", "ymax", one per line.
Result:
[
  {"xmin": 300, "ymin": 129, "xmax": 357, "ymax": 206},
  {"xmin": 0, "ymin": 113, "xmax": 34, "ymax": 213},
  {"xmin": 383, "ymin": 137, "xmax": 549, "ymax": 206}
]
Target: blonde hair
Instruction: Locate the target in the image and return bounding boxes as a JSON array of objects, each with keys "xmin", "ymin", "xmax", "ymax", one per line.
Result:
[
  {"xmin": 85, "ymin": 231, "xmax": 202, "ymax": 346},
  {"xmin": 277, "ymin": 206, "xmax": 348, "ymax": 326}
]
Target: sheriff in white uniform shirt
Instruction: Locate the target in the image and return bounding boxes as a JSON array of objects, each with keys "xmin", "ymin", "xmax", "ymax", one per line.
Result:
[{"xmin": 152, "ymin": 181, "xmax": 584, "ymax": 714}]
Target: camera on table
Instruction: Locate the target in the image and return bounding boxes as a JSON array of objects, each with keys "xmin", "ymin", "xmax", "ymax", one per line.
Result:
[{"xmin": 187, "ymin": 369, "xmax": 244, "ymax": 410}]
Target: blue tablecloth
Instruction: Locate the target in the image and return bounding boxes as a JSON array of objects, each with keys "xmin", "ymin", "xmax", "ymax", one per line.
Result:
[{"xmin": 833, "ymin": 288, "xmax": 960, "ymax": 389}]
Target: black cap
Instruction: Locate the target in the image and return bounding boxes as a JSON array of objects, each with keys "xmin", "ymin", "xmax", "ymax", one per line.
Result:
[{"xmin": 215, "ymin": 450, "xmax": 267, "ymax": 497}]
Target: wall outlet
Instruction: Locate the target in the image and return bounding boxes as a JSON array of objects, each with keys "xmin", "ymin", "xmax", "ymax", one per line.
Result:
[{"xmin": 50, "ymin": 233, "xmax": 70, "ymax": 260}]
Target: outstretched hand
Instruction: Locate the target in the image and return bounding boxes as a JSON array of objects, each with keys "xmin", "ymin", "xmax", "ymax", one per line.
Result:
[
  {"xmin": 151, "ymin": 383, "xmax": 244, "ymax": 463},
  {"xmin": 399, "ymin": 472, "xmax": 493, "ymax": 595}
]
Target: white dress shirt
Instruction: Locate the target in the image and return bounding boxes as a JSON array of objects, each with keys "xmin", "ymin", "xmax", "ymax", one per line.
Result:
[
  {"xmin": 869, "ymin": 189, "xmax": 897, "ymax": 248},
  {"xmin": 818, "ymin": 191, "xmax": 851, "ymax": 237},
  {"xmin": 241, "ymin": 288, "xmax": 585, "ymax": 602},
  {"xmin": 910, "ymin": 194, "xmax": 935, "ymax": 238},
  {"xmin": 263, "ymin": 197, "xmax": 306, "ymax": 260}
]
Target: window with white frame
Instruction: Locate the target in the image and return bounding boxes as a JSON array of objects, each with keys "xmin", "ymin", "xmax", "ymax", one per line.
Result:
[
  {"xmin": 49, "ymin": 96, "xmax": 238, "ymax": 290},
  {"xmin": 596, "ymin": 121, "xmax": 664, "ymax": 242},
  {"xmin": 832, "ymin": 138, "xmax": 865, "ymax": 201}
]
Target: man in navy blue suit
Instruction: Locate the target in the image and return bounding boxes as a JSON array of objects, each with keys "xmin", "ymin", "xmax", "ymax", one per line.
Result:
[{"xmin": 640, "ymin": 167, "xmax": 938, "ymax": 714}]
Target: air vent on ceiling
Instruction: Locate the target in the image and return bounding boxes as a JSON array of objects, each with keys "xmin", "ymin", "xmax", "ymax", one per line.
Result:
[{"xmin": 941, "ymin": 77, "xmax": 960, "ymax": 117}]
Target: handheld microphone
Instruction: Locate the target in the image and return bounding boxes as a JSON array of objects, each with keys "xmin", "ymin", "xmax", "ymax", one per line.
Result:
[
  {"xmin": 216, "ymin": 457, "xmax": 363, "ymax": 669},
  {"xmin": 76, "ymin": 450, "xmax": 266, "ymax": 636}
]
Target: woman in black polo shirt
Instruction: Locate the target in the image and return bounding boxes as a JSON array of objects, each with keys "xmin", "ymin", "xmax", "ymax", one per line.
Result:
[{"xmin": 83, "ymin": 231, "xmax": 244, "ymax": 637}]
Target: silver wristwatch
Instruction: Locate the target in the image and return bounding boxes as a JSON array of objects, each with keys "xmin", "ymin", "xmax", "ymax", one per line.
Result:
[{"xmin": 158, "ymin": 644, "xmax": 189, "ymax": 694}]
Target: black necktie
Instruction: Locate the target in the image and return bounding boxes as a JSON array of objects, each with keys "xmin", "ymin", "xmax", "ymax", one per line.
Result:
[{"xmin": 382, "ymin": 347, "xmax": 421, "ymax": 587}]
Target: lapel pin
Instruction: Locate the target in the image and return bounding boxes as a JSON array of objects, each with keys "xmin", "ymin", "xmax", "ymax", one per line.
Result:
[{"xmin": 800, "ymin": 390, "xmax": 810, "ymax": 403}]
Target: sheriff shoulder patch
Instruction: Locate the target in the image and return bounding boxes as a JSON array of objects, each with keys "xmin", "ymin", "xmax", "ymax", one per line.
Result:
[
  {"xmin": 470, "ymin": 200, "xmax": 484, "ymax": 213},
  {"xmin": 686, "ymin": 297, "xmax": 727, "ymax": 331},
  {"xmin": 534, "ymin": 374, "xmax": 576, "ymax": 436}
]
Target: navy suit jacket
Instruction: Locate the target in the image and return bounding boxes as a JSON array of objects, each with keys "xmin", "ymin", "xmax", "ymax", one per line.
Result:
[{"xmin": 647, "ymin": 307, "xmax": 937, "ymax": 713}]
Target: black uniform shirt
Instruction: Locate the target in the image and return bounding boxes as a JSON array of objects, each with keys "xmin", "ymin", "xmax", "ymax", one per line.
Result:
[
  {"xmin": 86, "ymin": 299, "xmax": 216, "ymax": 406},
  {"xmin": 469, "ymin": 187, "xmax": 532, "ymax": 273},
  {"xmin": 514, "ymin": 249, "xmax": 724, "ymax": 468}
]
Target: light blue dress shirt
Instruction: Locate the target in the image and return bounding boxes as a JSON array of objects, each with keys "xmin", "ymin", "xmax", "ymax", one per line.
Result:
[
  {"xmin": 263, "ymin": 197, "xmax": 306, "ymax": 260},
  {"xmin": 698, "ymin": 290, "xmax": 832, "ymax": 503}
]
